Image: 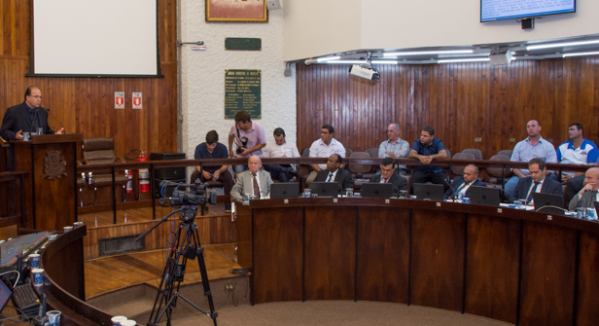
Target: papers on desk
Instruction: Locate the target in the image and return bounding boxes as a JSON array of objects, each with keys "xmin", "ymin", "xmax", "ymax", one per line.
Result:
[{"xmin": 499, "ymin": 203, "xmax": 535, "ymax": 211}]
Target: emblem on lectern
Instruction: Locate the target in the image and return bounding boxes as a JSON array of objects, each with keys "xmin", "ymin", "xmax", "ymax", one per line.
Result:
[{"xmin": 42, "ymin": 150, "xmax": 67, "ymax": 180}]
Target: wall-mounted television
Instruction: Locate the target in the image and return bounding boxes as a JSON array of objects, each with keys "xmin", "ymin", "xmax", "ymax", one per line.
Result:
[{"xmin": 481, "ymin": 0, "xmax": 576, "ymax": 22}]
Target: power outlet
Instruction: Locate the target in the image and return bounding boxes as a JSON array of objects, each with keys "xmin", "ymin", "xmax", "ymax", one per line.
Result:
[{"xmin": 225, "ymin": 283, "xmax": 235, "ymax": 292}]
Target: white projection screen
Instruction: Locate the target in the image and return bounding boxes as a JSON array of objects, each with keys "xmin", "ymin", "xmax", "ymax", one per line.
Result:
[{"xmin": 30, "ymin": 0, "xmax": 160, "ymax": 77}]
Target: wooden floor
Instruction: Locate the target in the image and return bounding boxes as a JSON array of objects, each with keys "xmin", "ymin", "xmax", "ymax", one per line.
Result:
[
  {"xmin": 78, "ymin": 202, "xmax": 229, "ymax": 227},
  {"xmin": 84, "ymin": 243, "xmax": 241, "ymax": 299}
]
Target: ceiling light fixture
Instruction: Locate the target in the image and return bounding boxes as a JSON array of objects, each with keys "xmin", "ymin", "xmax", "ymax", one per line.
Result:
[
  {"xmin": 562, "ymin": 51, "xmax": 599, "ymax": 58},
  {"xmin": 371, "ymin": 60, "xmax": 398, "ymax": 64},
  {"xmin": 527, "ymin": 39, "xmax": 599, "ymax": 51},
  {"xmin": 326, "ymin": 60, "xmax": 367, "ymax": 64},
  {"xmin": 384, "ymin": 50, "xmax": 473, "ymax": 57},
  {"xmin": 316, "ymin": 56, "xmax": 341, "ymax": 62},
  {"xmin": 437, "ymin": 58, "xmax": 490, "ymax": 64}
]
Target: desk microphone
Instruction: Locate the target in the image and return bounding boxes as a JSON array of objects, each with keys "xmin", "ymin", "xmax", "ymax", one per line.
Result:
[
  {"xmin": 46, "ymin": 108, "xmax": 67, "ymax": 134},
  {"xmin": 29, "ymin": 108, "xmax": 39, "ymax": 133},
  {"xmin": 443, "ymin": 177, "xmax": 455, "ymax": 198}
]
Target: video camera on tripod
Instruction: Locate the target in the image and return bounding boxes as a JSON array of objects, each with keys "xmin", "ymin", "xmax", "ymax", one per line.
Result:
[{"xmin": 162, "ymin": 180, "xmax": 218, "ymax": 207}]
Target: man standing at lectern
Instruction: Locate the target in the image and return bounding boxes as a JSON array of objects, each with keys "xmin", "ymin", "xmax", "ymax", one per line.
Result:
[{"xmin": 0, "ymin": 86, "xmax": 64, "ymax": 140}]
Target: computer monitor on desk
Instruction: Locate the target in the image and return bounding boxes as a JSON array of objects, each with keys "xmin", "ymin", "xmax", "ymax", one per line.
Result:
[
  {"xmin": 308, "ymin": 182, "xmax": 340, "ymax": 197},
  {"xmin": 413, "ymin": 183, "xmax": 444, "ymax": 201},
  {"xmin": 361, "ymin": 183, "xmax": 393, "ymax": 198},
  {"xmin": 270, "ymin": 183, "xmax": 300, "ymax": 199},
  {"xmin": 470, "ymin": 186, "xmax": 501, "ymax": 206}
]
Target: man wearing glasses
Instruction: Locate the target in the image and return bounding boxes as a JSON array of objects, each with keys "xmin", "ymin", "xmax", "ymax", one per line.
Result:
[{"xmin": 1, "ymin": 86, "xmax": 63, "ymax": 140}]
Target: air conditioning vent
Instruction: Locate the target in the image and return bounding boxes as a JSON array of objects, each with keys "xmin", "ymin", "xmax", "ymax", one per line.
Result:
[{"xmin": 99, "ymin": 235, "xmax": 145, "ymax": 256}]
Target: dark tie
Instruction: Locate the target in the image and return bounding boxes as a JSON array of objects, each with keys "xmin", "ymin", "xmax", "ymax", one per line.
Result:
[
  {"xmin": 252, "ymin": 173, "xmax": 260, "ymax": 198},
  {"xmin": 327, "ymin": 173, "xmax": 334, "ymax": 182},
  {"xmin": 526, "ymin": 181, "xmax": 540, "ymax": 204},
  {"xmin": 383, "ymin": 178, "xmax": 388, "ymax": 184}
]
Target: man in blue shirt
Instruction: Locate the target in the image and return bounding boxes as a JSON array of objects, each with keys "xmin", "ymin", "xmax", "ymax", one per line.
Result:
[
  {"xmin": 557, "ymin": 123, "xmax": 599, "ymax": 199},
  {"xmin": 194, "ymin": 130, "xmax": 233, "ymax": 211},
  {"xmin": 504, "ymin": 120, "xmax": 557, "ymax": 201},
  {"xmin": 408, "ymin": 126, "xmax": 449, "ymax": 192}
]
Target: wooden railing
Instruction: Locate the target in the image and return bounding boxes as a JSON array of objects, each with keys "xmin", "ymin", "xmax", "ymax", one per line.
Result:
[{"xmin": 76, "ymin": 157, "xmax": 591, "ymax": 223}]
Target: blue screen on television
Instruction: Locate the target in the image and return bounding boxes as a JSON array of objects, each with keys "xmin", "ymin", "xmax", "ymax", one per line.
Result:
[{"xmin": 481, "ymin": 0, "xmax": 576, "ymax": 22}]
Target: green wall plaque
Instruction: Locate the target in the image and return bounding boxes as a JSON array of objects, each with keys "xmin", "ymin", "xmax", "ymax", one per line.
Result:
[
  {"xmin": 225, "ymin": 70, "xmax": 261, "ymax": 119},
  {"xmin": 225, "ymin": 38, "xmax": 262, "ymax": 51}
]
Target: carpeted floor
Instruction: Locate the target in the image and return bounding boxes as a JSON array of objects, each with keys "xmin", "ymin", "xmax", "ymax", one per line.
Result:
[{"xmin": 162, "ymin": 301, "xmax": 512, "ymax": 326}]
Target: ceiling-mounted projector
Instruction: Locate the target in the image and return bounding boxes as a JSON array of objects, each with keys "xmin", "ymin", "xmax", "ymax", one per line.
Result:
[
  {"xmin": 489, "ymin": 51, "xmax": 513, "ymax": 66},
  {"xmin": 349, "ymin": 64, "xmax": 380, "ymax": 81}
]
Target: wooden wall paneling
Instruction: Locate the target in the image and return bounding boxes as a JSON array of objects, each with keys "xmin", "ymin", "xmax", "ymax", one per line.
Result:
[
  {"xmin": 0, "ymin": 0, "xmax": 177, "ymax": 159},
  {"xmin": 304, "ymin": 206, "xmax": 356, "ymax": 301},
  {"xmin": 296, "ymin": 57, "xmax": 599, "ymax": 159},
  {"xmin": 576, "ymin": 231, "xmax": 599, "ymax": 326},
  {"xmin": 208, "ymin": 214, "xmax": 236, "ymax": 244},
  {"xmin": 465, "ymin": 214, "xmax": 520, "ymax": 324},
  {"xmin": 519, "ymin": 221, "xmax": 577, "ymax": 326},
  {"xmin": 252, "ymin": 207, "xmax": 303, "ymax": 304},
  {"xmin": 410, "ymin": 209, "xmax": 465, "ymax": 312},
  {"xmin": 356, "ymin": 207, "xmax": 410, "ymax": 303}
]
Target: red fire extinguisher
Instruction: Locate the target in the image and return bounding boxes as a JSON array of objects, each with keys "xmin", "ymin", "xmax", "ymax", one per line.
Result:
[
  {"xmin": 138, "ymin": 151, "xmax": 150, "ymax": 193},
  {"xmin": 125, "ymin": 169, "xmax": 133, "ymax": 194}
]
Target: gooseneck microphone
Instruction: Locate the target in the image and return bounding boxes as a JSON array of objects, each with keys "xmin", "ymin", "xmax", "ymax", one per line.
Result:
[
  {"xmin": 46, "ymin": 108, "xmax": 67, "ymax": 134},
  {"xmin": 29, "ymin": 108, "xmax": 39, "ymax": 133}
]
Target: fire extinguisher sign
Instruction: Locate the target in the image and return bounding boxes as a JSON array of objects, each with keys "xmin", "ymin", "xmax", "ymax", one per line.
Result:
[
  {"xmin": 115, "ymin": 92, "xmax": 125, "ymax": 109},
  {"xmin": 132, "ymin": 92, "xmax": 143, "ymax": 109}
]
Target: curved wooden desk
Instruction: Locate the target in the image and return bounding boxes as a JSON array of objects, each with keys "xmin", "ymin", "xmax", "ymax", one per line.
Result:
[
  {"xmin": 236, "ymin": 198, "xmax": 599, "ymax": 326},
  {"xmin": 38, "ymin": 225, "xmax": 114, "ymax": 326}
]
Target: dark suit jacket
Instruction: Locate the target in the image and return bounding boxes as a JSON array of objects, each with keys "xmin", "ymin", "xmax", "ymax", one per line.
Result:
[
  {"xmin": 315, "ymin": 168, "xmax": 354, "ymax": 191},
  {"xmin": 444, "ymin": 177, "xmax": 487, "ymax": 199},
  {"xmin": 369, "ymin": 173, "xmax": 408, "ymax": 195},
  {"xmin": 510, "ymin": 176, "xmax": 564, "ymax": 204},
  {"xmin": 0, "ymin": 103, "xmax": 55, "ymax": 140}
]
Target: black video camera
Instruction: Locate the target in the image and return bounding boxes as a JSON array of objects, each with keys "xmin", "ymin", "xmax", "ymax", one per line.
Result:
[
  {"xmin": 236, "ymin": 136, "xmax": 248, "ymax": 155},
  {"xmin": 168, "ymin": 181, "xmax": 217, "ymax": 207}
]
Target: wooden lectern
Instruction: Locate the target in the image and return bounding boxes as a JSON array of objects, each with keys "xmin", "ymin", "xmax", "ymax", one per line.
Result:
[{"xmin": 10, "ymin": 134, "xmax": 82, "ymax": 231}]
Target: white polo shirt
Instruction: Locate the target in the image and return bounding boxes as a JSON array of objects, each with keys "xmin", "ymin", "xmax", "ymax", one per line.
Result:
[{"xmin": 309, "ymin": 138, "xmax": 346, "ymax": 170}]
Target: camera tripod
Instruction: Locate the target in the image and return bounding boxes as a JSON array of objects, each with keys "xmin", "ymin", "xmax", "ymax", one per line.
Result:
[{"xmin": 139, "ymin": 205, "xmax": 218, "ymax": 326}]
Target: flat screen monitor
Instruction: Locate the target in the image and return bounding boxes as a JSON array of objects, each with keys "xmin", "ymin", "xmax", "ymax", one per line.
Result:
[
  {"xmin": 413, "ymin": 183, "xmax": 444, "ymax": 201},
  {"xmin": 481, "ymin": 0, "xmax": 576, "ymax": 22},
  {"xmin": 361, "ymin": 183, "xmax": 393, "ymax": 198},
  {"xmin": 270, "ymin": 183, "xmax": 300, "ymax": 199},
  {"xmin": 470, "ymin": 186, "xmax": 501, "ymax": 206},
  {"xmin": 308, "ymin": 182, "xmax": 341, "ymax": 197}
]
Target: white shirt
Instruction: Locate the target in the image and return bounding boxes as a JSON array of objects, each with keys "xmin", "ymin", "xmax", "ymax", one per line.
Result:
[
  {"xmin": 249, "ymin": 171, "xmax": 261, "ymax": 197},
  {"xmin": 525, "ymin": 178, "xmax": 544, "ymax": 203},
  {"xmin": 309, "ymin": 138, "xmax": 346, "ymax": 170},
  {"xmin": 456, "ymin": 180, "xmax": 476, "ymax": 197},
  {"xmin": 325, "ymin": 169, "xmax": 338, "ymax": 182},
  {"xmin": 262, "ymin": 140, "xmax": 300, "ymax": 159}
]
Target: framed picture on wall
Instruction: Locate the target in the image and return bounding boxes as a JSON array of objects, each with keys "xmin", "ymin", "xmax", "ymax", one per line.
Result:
[{"xmin": 206, "ymin": 0, "xmax": 268, "ymax": 23}]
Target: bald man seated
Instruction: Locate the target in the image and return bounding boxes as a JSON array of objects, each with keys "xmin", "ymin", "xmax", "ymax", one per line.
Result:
[
  {"xmin": 231, "ymin": 156, "xmax": 273, "ymax": 203},
  {"xmin": 444, "ymin": 164, "xmax": 486, "ymax": 200},
  {"xmin": 569, "ymin": 167, "xmax": 599, "ymax": 211}
]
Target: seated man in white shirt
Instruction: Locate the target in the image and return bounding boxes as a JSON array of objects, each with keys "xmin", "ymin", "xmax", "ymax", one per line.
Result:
[
  {"xmin": 557, "ymin": 123, "xmax": 599, "ymax": 199},
  {"xmin": 262, "ymin": 127, "xmax": 300, "ymax": 182},
  {"xmin": 306, "ymin": 124, "xmax": 346, "ymax": 184}
]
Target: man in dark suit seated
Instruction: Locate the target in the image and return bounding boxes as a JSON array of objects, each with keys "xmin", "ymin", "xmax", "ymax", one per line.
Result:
[
  {"xmin": 444, "ymin": 164, "xmax": 486, "ymax": 199},
  {"xmin": 568, "ymin": 167, "xmax": 599, "ymax": 211},
  {"xmin": 0, "ymin": 86, "xmax": 64, "ymax": 140},
  {"xmin": 509, "ymin": 158, "xmax": 563, "ymax": 205},
  {"xmin": 315, "ymin": 154, "xmax": 354, "ymax": 192},
  {"xmin": 369, "ymin": 157, "xmax": 407, "ymax": 196}
]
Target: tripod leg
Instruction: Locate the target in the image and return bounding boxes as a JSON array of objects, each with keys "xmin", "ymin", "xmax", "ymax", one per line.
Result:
[
  {"xmin": 192, "ymin": 228, "xmax": 219, "ymax": 326},
  {"xmin": 148, "ymin": 222, "xmax": 185, "ymax": 325}
]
